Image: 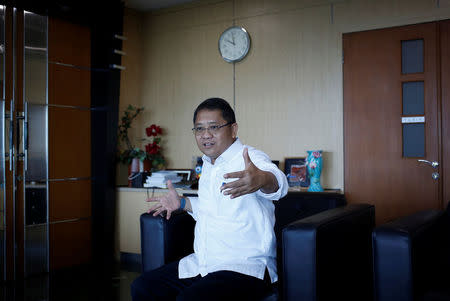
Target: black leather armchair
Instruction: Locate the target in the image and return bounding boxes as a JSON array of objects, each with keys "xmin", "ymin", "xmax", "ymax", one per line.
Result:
[
  {"xmin": 372, "ymin": 203, "xmax": 450, "ymax": 301},
  {"xmin": 140, "ymin": 192, "xmax": 375, "ymax": 301}
]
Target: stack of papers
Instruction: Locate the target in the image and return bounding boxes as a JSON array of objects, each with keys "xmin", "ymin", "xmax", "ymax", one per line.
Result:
[{"xmin": 144, "ymin": 171, "xmax": 183, "ymax": 188}]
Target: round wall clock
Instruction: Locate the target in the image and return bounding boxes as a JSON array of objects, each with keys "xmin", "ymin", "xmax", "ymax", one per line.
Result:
[{"xmin": 218, "ymin": 26, "xmax": 251, "ymax": 63}]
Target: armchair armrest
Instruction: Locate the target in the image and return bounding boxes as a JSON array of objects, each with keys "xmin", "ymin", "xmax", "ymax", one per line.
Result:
[
  {"xmin": 282, "ymin": 203, "xmax": 375, "ymax": 301},
  {"xmin": 372, "ymin": 209, "xmax": 445, "ymax": 301},
  {"xmin": 140, "ymin": 210, "xmax": 195, "ymax": 272}
]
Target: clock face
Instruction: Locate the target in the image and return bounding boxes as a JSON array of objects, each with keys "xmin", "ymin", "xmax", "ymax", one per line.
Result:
[{"xmin": 218, "ymin": 26, "xmax": 251, "ymax": 63}]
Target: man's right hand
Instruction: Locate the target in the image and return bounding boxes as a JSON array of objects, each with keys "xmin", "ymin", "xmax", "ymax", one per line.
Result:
[{"xmin": 147, "ymin": 180, "xmax": 182, "ymax": 220}]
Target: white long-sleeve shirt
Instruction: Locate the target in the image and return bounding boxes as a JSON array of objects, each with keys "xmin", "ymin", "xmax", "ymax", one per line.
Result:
[{"xmin": 179, "ymin": 138, "xmax": 288, "ymax": 283}]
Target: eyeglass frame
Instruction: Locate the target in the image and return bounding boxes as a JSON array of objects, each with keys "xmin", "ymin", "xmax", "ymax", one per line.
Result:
[{"xmin": 192, "ymin": 122, "xmax": 233, "ymax": 136}]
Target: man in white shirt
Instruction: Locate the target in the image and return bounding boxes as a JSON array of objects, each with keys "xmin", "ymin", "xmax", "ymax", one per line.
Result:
[{"xmin": 131, "ymin": 98, "xmax": 288, "ymax": 301}]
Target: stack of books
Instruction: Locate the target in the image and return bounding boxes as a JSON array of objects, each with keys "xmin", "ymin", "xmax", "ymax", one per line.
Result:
[{"xmin": 144, "ymin": 171, "xmax": 183, "ymax": 188}]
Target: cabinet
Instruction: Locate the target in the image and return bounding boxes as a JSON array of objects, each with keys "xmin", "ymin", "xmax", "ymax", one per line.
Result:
[
  {"xmin": 0, "ymin": 7, "xmax": 50, "ymax": 280},
  {"xmin": 0, "ymin": 8, "xmax": 92, "ymax": 279},
  {"xmin": 0, "ymin": 1, "xmax": 124, "ymax": 280}
]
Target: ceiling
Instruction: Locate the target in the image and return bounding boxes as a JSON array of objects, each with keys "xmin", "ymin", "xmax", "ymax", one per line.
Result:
[{"xmin": 124, "ymin": 0, "xmax": 197, "ymax": 11}]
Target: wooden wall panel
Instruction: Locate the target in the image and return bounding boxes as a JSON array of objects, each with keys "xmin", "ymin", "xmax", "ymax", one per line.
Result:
[
  {"xmin": 50, "ymin": 219, "xmax": 92, "ymax": 270},
  {"xmin": 49, "ymin": 180, "xmax": 91, "ymax": 222},
  {"xmin": 49, "ymin": 63, "xmax": 90, "ymax": 107},
  {"xmin": 48, "ymin": 18, "xmax": 90, "ymax": 67},
  {"xmin": 48, "ymin": 107, "xmax": 91, "ymax": 179},
  {"xmin": 48, "ymin": 16, "xmax": 92, "ymax": 272}
]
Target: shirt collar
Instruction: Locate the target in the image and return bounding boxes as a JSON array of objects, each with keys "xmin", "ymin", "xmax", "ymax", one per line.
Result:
[{"xmin": 202, "ymin": 138, "xmax": 243, "ymax": 165}]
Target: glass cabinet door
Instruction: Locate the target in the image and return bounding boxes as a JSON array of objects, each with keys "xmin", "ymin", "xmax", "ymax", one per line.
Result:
[{"xmin": 23, "ymin": 10, "xmax": 48, "ymax": 277}]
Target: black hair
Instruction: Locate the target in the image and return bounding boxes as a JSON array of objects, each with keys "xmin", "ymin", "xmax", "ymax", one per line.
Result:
[{"xmin": 193, "ymin": 98, "xmax": 236, "ymax": 124}]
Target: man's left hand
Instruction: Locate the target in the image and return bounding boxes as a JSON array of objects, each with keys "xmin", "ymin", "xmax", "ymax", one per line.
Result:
[{"xmin": 221, "ymin": 148, "xmax": 278, "ymax": 199}]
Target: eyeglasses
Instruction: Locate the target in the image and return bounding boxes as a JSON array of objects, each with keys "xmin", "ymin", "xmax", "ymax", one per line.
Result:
[{"xmin": 192, "ymin": 122, "xmax": 232, "ymax": 136}]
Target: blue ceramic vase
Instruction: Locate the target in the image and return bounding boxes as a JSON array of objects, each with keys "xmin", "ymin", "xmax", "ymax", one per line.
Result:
[{"xmin": 306, "ymin": 150, "xmax": 323, "ymax": 192}]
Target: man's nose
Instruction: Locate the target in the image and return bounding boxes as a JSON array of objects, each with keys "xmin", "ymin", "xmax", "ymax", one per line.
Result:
[{"xmin": 201, "ymin": 128, "xmax": 213, "ymax": 138}]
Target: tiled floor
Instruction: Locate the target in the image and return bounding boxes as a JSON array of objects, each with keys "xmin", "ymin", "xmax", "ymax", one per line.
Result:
[{"xmin": 0, "ymin": 264, "xmax": 140, "ymax": 301}]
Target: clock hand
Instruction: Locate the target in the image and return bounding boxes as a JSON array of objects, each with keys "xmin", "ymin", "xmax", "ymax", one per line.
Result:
[{"xmin": 225, "ymin": 39, "xmax": 234, "ymax": 45}]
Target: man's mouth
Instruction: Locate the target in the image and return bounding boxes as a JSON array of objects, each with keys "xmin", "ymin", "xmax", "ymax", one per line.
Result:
[{"xmin": 203, "ymin": 142, "xmax": 215, "ymax": 148}]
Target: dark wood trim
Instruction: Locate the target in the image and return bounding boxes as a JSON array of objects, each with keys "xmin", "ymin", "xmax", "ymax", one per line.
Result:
[{"xmin": 440, "ymin": 20, "xmax": 450, "ymax": 209}]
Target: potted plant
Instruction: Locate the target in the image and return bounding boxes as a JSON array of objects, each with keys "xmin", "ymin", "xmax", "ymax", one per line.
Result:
[{"xmin": 117, "ymin": 105, "xmax": 165, "ymax": 186}]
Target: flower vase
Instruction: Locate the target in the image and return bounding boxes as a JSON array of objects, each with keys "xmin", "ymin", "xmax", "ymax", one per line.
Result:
[
  {"xmin": 306, "ymin": 150, "xmax": 323, "ymax": 192},
  {"xmin": 128, "ymin": 158, "xmax": 140, "ymax": 187}
]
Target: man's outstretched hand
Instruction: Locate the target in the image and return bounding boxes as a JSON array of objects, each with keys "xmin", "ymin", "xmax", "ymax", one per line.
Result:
[
  {"xmin": 220, "ymin": 148, "xmax": 278, "ymax": 199},
  {"xmin": 147, "ymin": 180, "xmax": 181, "ymax": 220}
]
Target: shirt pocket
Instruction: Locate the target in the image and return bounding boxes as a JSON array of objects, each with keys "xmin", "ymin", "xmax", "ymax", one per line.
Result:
[
  {"xmin": 215, "ymin": 160, "xmax": 247, "ymax": 216},
  {"xmin": 216, "ymin": 177, "xmax": 247, "ymax": 220}
]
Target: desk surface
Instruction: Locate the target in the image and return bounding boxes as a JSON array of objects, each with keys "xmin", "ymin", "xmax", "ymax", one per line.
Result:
[
  {"xmin": 116, "ymin": 186, "xmax": 341, "ymax": 194},
  {"xmin": 116, "ymin": 186, "xmax": 198, "ymax": 194}
]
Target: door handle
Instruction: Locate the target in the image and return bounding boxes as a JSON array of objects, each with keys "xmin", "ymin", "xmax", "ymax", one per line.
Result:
[
  {"xmin": 16, "ymin": 101, "xmax": 28, "ymax": 171},
  {"xmin": 24, "ymin": 100, "xmax": 28, "ymax": 172},
  {"xmin": 9, "ymin": 98, "xmax": 14, "ymax": 171},
  {"xmin": 417, "ymin": 159, "xmax": 439, "ymax": 168}
]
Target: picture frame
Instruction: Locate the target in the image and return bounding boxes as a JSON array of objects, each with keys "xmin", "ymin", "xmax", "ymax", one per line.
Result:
[{"xmin": 284, "ymin": 157, "xmax": 310, "ymax": 187}]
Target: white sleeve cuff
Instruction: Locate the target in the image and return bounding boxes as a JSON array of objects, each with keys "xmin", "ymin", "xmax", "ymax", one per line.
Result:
[
  {"xmin": 187, "ymin": 196, "xmax": 199, "ymax": 220},
  {"xmin": 255, "ymin": 164, "xmax": 288, "ymax": 201}
]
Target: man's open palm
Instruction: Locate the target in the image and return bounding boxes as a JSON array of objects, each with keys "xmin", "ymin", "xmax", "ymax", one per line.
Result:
[
  {"xmin": 147, "ymin": 180, "xmax": 181, "ymax": 219},
  {"xmin": 220, "ymin": 148, "xmax": 268, "ymax": 198}
]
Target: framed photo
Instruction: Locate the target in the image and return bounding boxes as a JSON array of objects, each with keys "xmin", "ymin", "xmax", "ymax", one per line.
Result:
[{"xmin": 284, "ymin": 157, "xmax": 310, "ymax": 187}]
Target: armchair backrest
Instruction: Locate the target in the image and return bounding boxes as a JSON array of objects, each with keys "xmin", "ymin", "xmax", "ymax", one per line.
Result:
[
  {"xmin": 274, "ymin": 192, "xmax": 346, "ymax": 240},
  {"xmin": 372, "ymin": 207, "xmax": 450, "ymax": 301},
  {"xmin": 140, "ymin": 210, "xmax": 195, "ymax": 273},
  {"xmin": 273, "ymin": 192, "xmax": 346, "ymax": 275},
  {"xmin": 282, "ymin": 203, "xmax": 375, "ymax": 301}
]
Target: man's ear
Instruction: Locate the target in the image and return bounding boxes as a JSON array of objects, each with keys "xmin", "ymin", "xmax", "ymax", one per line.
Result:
[{"xmin": 231, "ymin": 123, "xmax": 238, "ymax": 139}]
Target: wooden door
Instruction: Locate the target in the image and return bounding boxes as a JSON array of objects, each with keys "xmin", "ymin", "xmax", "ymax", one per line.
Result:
[{"xmin": 344, "ymin": 22, "xmax": 442, "ymax": 225}]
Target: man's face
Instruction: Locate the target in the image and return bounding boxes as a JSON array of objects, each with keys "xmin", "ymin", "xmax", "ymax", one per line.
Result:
[{"xmin": 194, "ymin": 109, "xmax": 237, "ymax": 164}]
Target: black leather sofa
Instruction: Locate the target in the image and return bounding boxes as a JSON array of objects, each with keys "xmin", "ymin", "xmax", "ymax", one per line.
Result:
[
  {"xmin": 372, "ymin": 203, "xmax": 450, "ymax": 301},
  {"xmin": 140, "ymin": 192, "xmax": 375, "ymax": 301}
]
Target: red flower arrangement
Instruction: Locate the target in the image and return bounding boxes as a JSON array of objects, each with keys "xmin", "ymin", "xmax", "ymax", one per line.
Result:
[
  {"xmin": 146, "ymin": 124, "xmax": 162, "ymax": 137},
  {"xmin": 117, "ymin": 105, "xmax": 165, "ymax": 171},
  {"xmin": 145, "ymin": 142, "xmax": 160, "ymax": 155},
  {"xmin": 144, "ymin": 124, "xmax": 165, "ymax": 170}
]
